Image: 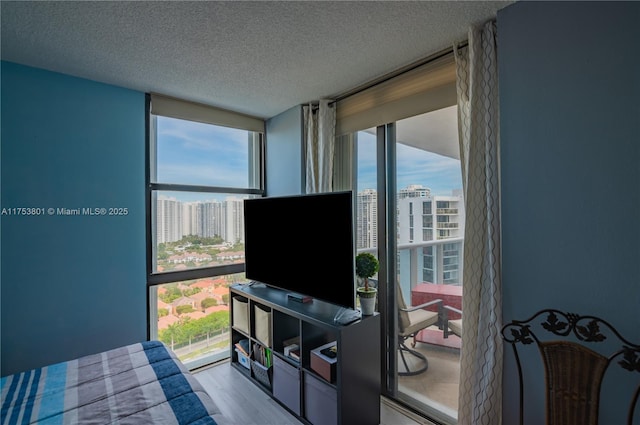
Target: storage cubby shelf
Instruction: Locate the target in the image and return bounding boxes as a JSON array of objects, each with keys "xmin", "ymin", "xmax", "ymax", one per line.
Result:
[{"xmin": 229, "ymin": 283, "xmax": 380, "ymax": 425}]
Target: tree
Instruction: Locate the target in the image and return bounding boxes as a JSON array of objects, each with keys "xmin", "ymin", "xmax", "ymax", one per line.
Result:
[
  {"xmin": 355, "ymin": 252, "xmax": 379, "ymax": 291},
  {"xmin": 161, "ymin": 323, "xmax": 182, "ymax": 351},
  {"xmin": 159, "ymin": 285, "xmax": 182, "ymax": 303},
  {"xmin": 181, "ymin": 317, "xmax": 196, "ymax": 350},
  {"xmin": 200, "ymin": 314, "xmax": 218, "ymax": 346},
  {"xmin": 183, "ymin": 287, "xmax": 201, "ymax": 297},
  {"xmin": 176, "ymin": 304, "xmax": 195, "ymax": 315},
  {"xmin": 201, "ymin": 297, "xmax": 218, "ymax": 309}
]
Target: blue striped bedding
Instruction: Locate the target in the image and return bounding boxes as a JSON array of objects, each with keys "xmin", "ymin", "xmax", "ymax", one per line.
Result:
[{"xmin": 1, "ymin": 341, "xmax": 231, "ymax": 425}]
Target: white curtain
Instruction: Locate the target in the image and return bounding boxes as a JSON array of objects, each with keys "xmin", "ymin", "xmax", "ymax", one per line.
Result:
[
  {"xmin": 454, "ymin": 20, "xmax": 503, "ymax": 425},
  {"xmin": 304, "ymin": 99, "xmax": 336, "ymax": 193}
]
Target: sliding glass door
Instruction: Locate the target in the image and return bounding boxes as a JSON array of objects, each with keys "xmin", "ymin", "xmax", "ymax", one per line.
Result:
[
  {"xmin": 392, "ymin": 107, "xmax": 463, "ymax": 424},
  {"xmin": 352, "ymin": 106, "xmax": 463, "ymax": 424}
]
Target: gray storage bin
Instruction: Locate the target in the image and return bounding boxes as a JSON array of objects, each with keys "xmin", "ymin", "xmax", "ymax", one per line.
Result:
[
  {"xmin": 251, "ymin": 360, "xmax": 272, "ymax": 390},
  {"xmin": 304, "ymin": 372, "xmax": 337, "ymax": 425},
  {"xmin": 272, "ymin": 355, "xmax": 300, "ymax": 416}
]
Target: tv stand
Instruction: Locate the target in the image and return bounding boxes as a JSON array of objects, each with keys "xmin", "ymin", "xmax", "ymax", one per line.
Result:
[
  {"xmin": 287, "ymin": 292, "xmax": 312, "ymax": 303},
  {"xmin": 333, "ymin": 307, "xmax": 362, "ymax": 325},
  {"xmin": 229, "ymin": 283, "xmax": 380, "ymax": 425}
]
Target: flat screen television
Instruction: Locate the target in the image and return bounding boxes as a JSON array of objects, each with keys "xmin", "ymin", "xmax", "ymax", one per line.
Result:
[{"xmin": 243, "ymin": 191, "xmax": 356, "ymax": 310}]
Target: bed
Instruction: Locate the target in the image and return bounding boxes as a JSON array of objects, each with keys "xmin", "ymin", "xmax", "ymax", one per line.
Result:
[{"xmin": 1, "ymin": 340, "xmax": 232, "ymax": 424}]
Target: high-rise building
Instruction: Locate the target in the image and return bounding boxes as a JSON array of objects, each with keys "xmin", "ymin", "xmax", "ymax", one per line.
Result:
[
  {"xmin": 397, "ymin": 185, "xmax": 464, "ymax": 285},
  {"xmin": 156, "ymin": 197, "xmax": 183, "ymax": 244},
  {"xmin": 225, "ymin": 197, "xmax": 244, "ymax": 244},
  {"xmin": 398, "ymin": 184, "xmax": 431, "ymax": 199},
  {"xmin": 356, "ymin": 189, "xmax": 378, "ymax": 249},
  {"xmin": 156, "ymin": 196, "xmax": 240, "ymax": 244},
  {"xmin": 199, "ymin": 201, "xmax": 224, "ymax": 239},
  {"xmin": 182, "ymin": 202, "xmax": 200, "ymax": 237}
]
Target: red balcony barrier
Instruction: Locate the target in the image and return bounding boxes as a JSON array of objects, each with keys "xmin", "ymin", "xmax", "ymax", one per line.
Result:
[{"xmin": 411, "ymin": 283, "xmax": 462, "ymax": 349}]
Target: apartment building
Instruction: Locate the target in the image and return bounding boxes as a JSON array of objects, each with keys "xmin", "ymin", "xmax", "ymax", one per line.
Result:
[
  {"xmin": 397, "ymin": 185, "xmax": 464, "ymax": 285},
  {"xmin": 156, "ymin": 197, "xmax": 243, "ymax": 244}
]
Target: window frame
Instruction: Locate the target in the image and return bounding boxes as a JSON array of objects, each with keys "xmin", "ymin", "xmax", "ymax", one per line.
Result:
[{"xmin": 144, "ymin": 94, "xmax": 265, "ymax": 338}]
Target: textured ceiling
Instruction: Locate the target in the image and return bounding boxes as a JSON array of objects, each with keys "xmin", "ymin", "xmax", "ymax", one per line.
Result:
[{"xmin": 1, "ymin": 1, "xmax": 512, "ymax": 120}]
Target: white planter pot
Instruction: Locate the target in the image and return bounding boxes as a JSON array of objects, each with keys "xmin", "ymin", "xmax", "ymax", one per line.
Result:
[{"xmin": 357, "ymin": 290, "xmax": 377, "ymax": 316}]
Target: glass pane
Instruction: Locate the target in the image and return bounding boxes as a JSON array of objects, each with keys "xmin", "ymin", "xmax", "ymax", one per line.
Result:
[
  {"xmin": 356, "ymin": 128, "xmax": 378, "ymax": 251},
  {"xmin": 152, "ymin": 191, "xmax": 257, "ymax": 273},
  {"xmin": 153, "ymin": 116, "xmax": 260, "ymax": 189},
  {"xmin": 355, "ymin": 129, "xmax": 379, "ymax": 306},
  {"xmin": 152, "ymin": 274, "xmax": 250, "ymax": 370},
  {"xmin": 395, "ymin": 106, "xmax": 463, "ymax": 424}
]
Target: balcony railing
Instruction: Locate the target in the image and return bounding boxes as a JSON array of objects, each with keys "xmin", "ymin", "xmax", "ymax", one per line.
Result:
[
  {"xmin": 436, "ymin": 223, "xmax": 459, "ymax": 229},
  {"xmin": 358, "ymin": 237, "xmax": 464, "ymax": 291},
  {"xmin": 436, "ymin": 208, "xmax": 458, "ymax": 214},
  {"xmin": 399, "ymin": 237, "xmax": 463, "ymax": 289}
]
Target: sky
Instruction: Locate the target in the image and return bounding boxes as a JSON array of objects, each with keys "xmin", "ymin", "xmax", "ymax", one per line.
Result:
[
  {"xmin": 356, "ymin": 131, "xmax": 462, "ymax": 197},
  {"xmin": 156, "ymin": 116, "xmax": 250, "ymax": 187},
  {"xmin": 155, "ymin": 116, "xmax": 253, "ymax": 202},
  {"xmin": 155, "ymin": 115, "xmax": 463, "ymax": 202}
]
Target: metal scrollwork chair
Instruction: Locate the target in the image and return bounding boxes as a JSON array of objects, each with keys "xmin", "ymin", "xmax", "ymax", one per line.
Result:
[
  {"xmin": 501, "ymin": 309, "xmax": 640, "ymax": 425},
  {"xmin": 397, "ymin": 284, "xmax": 442, "ymax": 376}
]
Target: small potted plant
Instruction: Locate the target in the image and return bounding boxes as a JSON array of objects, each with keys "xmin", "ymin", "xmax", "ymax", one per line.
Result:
[{"xmin": 355, "ymin": 252, "xmax": 379, "ymax": 315}]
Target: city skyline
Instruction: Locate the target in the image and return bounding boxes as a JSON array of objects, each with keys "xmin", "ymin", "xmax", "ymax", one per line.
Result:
[
  {"xmin": 156, "ymin": 185, "xmax": 464, "ymax": 285},
  {"xmin": 156, "ymin": 184, "xmax": 464, "ymax": 247}
]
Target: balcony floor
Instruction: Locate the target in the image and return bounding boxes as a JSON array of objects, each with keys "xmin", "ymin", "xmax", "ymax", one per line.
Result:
[{"xmin": 397, "ymin": 331, "xmax": 461, "ymax": 421}]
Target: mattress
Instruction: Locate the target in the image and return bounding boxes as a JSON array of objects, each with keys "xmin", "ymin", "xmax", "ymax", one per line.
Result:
[{"xmin": 1, "ymin": 340, "xmax": 230, "ymax": 425}]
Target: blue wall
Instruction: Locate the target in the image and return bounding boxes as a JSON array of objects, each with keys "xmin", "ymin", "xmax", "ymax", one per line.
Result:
[
  {"xmin": 1, "ymin": 62, "xmax": 147, "ymax": 376},
  {"xmin": 499, "ymin": 2, "xmax": 640, "ymax": 423},
  {"xmin": 265, "ymin": 105, "xmax": 304, "ymax": 196}
]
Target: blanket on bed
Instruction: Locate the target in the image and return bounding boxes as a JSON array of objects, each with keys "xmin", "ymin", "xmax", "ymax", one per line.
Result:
[{"xmin": 1, "ymin": 340, "xmax": 226, "ymax": 425}]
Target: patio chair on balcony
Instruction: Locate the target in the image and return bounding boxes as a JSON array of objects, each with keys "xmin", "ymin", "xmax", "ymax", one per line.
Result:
[
  {"xmin": 397, "ymin": 284, "xmax": 442, "ymax": 376},
  {"xmin": 443, "ymin": 305, "xmax": 462, "ymax": 339},
  {"xmin": 501, "ymin": 309, "xmax": 640, "ymax": 425}
]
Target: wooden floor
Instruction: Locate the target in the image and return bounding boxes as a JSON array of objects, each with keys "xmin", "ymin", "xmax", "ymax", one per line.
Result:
[
  {"xmin": 194, "ymin": 360, "xmax": 302, "ymax": 425},
  {"xmin": 193, "ymin": 360, "xmax": 438, "ymax": 425}
]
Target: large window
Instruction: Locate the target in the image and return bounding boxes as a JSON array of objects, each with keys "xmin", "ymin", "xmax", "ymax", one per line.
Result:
[{"xmin": 147, "ymin": 94, "xmax": 264, "ymax": 369}]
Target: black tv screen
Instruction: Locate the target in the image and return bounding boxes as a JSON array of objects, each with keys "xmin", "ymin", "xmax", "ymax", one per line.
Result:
[{"xmin": 243, "ymin": 191, "xmax": 355, "ymax": 309}]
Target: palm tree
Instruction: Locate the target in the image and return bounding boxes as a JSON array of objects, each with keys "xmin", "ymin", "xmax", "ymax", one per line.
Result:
[{"xmin": 164, "ymin": 323, "xmax": 182, "ymax": 351}]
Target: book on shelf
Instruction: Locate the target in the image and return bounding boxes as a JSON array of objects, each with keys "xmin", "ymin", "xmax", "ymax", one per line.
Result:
[
  {"xmin": 265, "ymin": 347, "xmax": 272, "ymax": 367},
  {"xmin": 253, "ymin": 342, "xmax": 272, "ymax": 368},
  {"xmin": 288, "ymin": 347, "xmax": 300, "ymax": 362},
  {"xmin": 235, "ymin": 339, "xmax": 250, "ymax": 356},
  {"xmin": 284, "ymin": 343, "xmax": 299, "ymax": 357}
]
